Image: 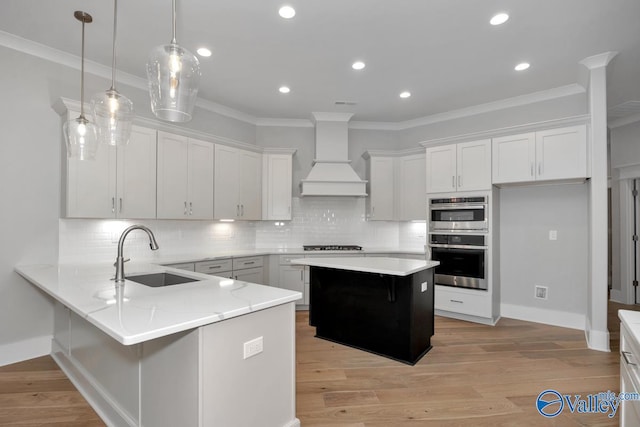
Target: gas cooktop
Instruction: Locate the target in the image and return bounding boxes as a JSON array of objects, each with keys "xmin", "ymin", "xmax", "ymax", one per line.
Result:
[{"xmin": 303, "ymin": 245, "xmax": 363, "ymax": 251}]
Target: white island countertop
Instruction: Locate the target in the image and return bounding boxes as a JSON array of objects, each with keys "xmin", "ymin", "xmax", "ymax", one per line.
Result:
[
  {"xmin": 290, "ymin": 257, "xmax": 439, "ymax": 276},
  {"xmin": 15, "ymin": 262, "xmax": 301, "ymax": 345}
]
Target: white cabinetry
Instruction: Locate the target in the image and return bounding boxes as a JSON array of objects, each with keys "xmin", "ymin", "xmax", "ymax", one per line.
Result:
[
  {"xmin": 363, "ymin": 149, "xmax": 426, "ymax": 221},
  {"xmin": 620, "ymin": 313, "xmax": 640, "ymax": 426},
  {"xmin": 157, "ymin": 132, "xmax": 214, "ymax": 220},
  {"xmin": 426, "ymin": 139, "xmax": 491, "ymax": 194},
  {"xmin": 64, "ymin": 125, "xmax": 157, "ymax": 218},
  {"xmin": 278, "ymin": 255, "xmax": 306, "ymax": 307},
  {"xmin": 262, "ymin": 150, "xmax": 295, "ymax": 220},
  {"xmin": 492, "ymin": 125, "xmax": 587, "ymax": 184},
  {"xmin": 364, "ymin": 154, "xmax": 395, "ymax": 220},
  {"xmin": 214, "ymin": 145, "xmax": 262, "ymax": 220},
  {"xmin": 232, "ymin": 256, "xmax": 264, "ymax": 283},
  {"xmin": 397, "ymin": 152, "xmax": 426, "ymax": 220}
]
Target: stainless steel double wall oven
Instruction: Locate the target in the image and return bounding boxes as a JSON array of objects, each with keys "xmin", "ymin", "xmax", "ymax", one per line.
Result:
[{"xmin": 428, "ymin": 196, "xmax": 488, "ymax": 291}]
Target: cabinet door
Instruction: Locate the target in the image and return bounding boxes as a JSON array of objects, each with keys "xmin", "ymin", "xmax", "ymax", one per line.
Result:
[
  {"xmin": 65, "ymin": 143, "xmax": 116, "ymax": 218},
  {"xmin": 187, "ymin": 139, "xmax": 214, "ymax": 220},
  {"xmin": 368, "ymin": 157, "xmax": 395, "ymax": 220},
  {"xmin": 535, "ymin": 125, "xmax": 587, "ymax": 181},
  {"xmin": 457, "ymin": 139, "xmax": 492, "ymax": 192},
  {"xmin": 117, "ymin": 126, "xmax": 157, "ymax": 219},
  {"xmin": 157, "ymin": 132, "xmax": 189, "ymax": 219},
  {"xmin": 214, "ymin": 145, "xmax": 240, "ymax": 219},
  {"xmin": 279, "ymin": 265, "xmax": 305, "ymax": 305},
  {"xmin": 491, "ymin": 132, "xmax": 535, "ymax": 184},
  {"xmin": 263, "ymin": 154, "xmax": 293, "ymax": 220},
  {"xmin": 233, "ymin": 267, "xmax": 264, "ymax": 284},
  {"xmin": 238, "ymin": 150, "xmax": 262, "ymax": 220},
  {"xmin": 426, "ymin": 145, "xmax": 456, "ymax": 194},
  {"xmin": 398, "ymin": 153, "xmax": 426, "ymax": 220}
]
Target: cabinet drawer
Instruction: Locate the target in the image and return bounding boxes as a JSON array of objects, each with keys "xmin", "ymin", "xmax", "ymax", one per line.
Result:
[
  {"xmin": 166, "ymin": 262, "xmax": 195, "ymax": 272},
  {"xmin": 195, "ymin": 259, "xmax": 233, "ymax": 274},
  {"xmin": 279, "ymin": 255, "xmax": 304, "ymax": 265},
  {"xmin": 232, "ymin": 256, "xmax": 264, "ymax": 270},
  {"xmin": 435, "ymin": 286, "xmax": 491, "ymax": 318}
]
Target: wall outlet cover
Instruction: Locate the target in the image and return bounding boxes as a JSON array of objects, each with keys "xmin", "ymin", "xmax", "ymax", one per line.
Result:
[{"xmin": 535, "ymin": 285, "xmax": 548, "ymax": 300}]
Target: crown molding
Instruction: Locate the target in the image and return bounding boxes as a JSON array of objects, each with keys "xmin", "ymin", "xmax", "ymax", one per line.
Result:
[
  {"xmin": 609, "ymin": 112, "xmax": 640, "ymax": 129},
  {"xmin": 580, "ymin": 51, "xmax": 619, "ymax": 70},
  {"xmin": 3, "ymin": 30, "xmax": 591, "ymax": 133},
  {"xmin": 362, "ymin": 146, "xmax": 424, "ymax": 159},
  {"xmin": 419, "ymin": 114, "xmax": 590, "ymax": 147},
  {"xmin": 262, "ymin": 148, "xmax": 297, "ymax": 155}
]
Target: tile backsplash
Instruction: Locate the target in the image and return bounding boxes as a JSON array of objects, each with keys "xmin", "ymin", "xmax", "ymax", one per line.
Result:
[{"xmin": 59, "ymin": 197, "xmax": 426, "ymax": 263}]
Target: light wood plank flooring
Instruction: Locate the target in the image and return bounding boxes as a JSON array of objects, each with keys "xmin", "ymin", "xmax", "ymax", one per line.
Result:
[{"xmin": 0, "ymin": 302, "xmax": 636, "ymax": 426}]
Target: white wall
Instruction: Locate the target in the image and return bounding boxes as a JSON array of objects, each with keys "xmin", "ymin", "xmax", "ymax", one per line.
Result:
[{"xmin": 498, "ymin": 184, "xmax": 589, "ymax": 326}]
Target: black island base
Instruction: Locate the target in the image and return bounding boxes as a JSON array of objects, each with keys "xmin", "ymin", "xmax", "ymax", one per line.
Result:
[{"xmin": 309, "ymin": 266, "xmax": 435, "ymax": 365}]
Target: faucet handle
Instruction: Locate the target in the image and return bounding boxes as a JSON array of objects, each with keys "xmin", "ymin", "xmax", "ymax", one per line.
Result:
[{"xmin": 113, "ymin": 258, "xmax": 131, "ymax": 267}]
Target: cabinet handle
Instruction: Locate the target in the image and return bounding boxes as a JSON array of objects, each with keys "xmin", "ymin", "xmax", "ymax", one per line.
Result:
[
  {"xmin": 623, "ymin": 351, "xmax": 637, "ymax": 366},
  {"xmin": 236, "ymin": 204, "xmax": 240, "ymax": 217},
  {"xmin": 111, "ymin": 197, "xmax": 115, "ymax": 213},
  {"xmin": 372, "ymin": 206, "xmax": 375, "ymax": 217},
  {"xmin": 208, "ymin": 265, "xmax": 221, "ymax": 269},
  {"xmin": 538, "ymin": 162, "xmax": 542, "ymax": 176},
  {"xmin": 450, "ymin": 299, "xmax": 464, "ymax": 304},
  {"xmin": 530, "ymin": 163, "xmax": 534, "ymax": 177},
  {"xmin": 300, "ymin": 270, "xmax": 303, "ymax": 280},
  {"xmin": 241, "ymin": 204, "xmax": 244, "ymax": 217},
  {"xmin": 119, "ymin": 198, "xmax": 123, "ymax": 213},
  {"xmin": 458, "ymin": 175, "xmax": 462, "ymax": 188},
  {"xmin": 189, "ymin": 202, "xmax": 193, "ymax": 215},
  {"xmin": 244, "ymin": 261, "xmax": 255, "ymax": 265}
]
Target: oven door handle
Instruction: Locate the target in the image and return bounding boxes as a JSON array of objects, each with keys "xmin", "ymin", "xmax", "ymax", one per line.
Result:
[
  {"xmin": 429, "ymin": 244, "xmax": 488, "ymax": 250},
  {"xmin": 430, "ymin": 205, "xmax": 486, "ymax": 210}
]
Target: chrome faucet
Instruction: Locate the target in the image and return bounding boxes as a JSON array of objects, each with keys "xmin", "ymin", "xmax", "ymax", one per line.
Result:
[{"xmin": 114, "ymin": 225, "xmax": 159, "ymax": 284}]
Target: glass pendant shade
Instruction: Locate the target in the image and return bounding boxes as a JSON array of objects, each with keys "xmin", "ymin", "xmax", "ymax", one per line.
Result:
[
  {"xmin": 91, "ymin": 88, "xmax": 134, "ymax": 146},
  {"xmin": 64, "ymin": 11, "xmax": 99, "ymax": 160},
  {"xmin": 64, "ymin": 115, "xmax": 99, "ymax": 160},
  {"xmin": 92, "ymin": 0, "xmax": 134, "ymax": 146},
  {"xmin": 147, "ymin": 42, "xmax": 200, "ymax": 122}
]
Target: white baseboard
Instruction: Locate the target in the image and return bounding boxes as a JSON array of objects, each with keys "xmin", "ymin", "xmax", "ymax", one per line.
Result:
[
  {"xmin": 610, "ymin": 289, "xmax": 630, "ymax": 305},
  {"xmin": 0, "ymin": 335, "xmax": 52, "ymax": 367},
  {"xmin": 500, "ymin": 303, "xmax": 586, "ymax": 330},
  {"xmin": 585, "ymin": 317, "xmax": 611, "ymax": 352}
]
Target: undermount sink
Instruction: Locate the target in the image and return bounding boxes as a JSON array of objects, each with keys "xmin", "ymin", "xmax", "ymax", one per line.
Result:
[{"xmin": 126, "ymin": 272, "xmax": 200, "ymax": 287}]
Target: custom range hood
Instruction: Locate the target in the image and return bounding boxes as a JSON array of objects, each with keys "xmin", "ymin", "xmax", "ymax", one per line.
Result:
[{"xmin": 300, "ymin": 112, "xmax": 367, "ymax": 197}]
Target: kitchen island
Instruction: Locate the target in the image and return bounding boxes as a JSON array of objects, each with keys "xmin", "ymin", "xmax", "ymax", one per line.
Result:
[
  {"xmin": 16, "ymin": 262, "xmax": 301, "ymax": 427},
  {"xmin": 290, "ymin": 257, "xmax": 439, "ymax": 365}
]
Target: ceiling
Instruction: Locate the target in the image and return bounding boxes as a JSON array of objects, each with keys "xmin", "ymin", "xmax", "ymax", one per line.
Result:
[{"xmin": 1, "ymin": 0, "xmax": 639, "ymax": 124}]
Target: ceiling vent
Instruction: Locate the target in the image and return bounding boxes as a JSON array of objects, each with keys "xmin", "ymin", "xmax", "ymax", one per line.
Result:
[{"xmin": 300, "ymin": 112, "xmax": 367, "ymax": 197}]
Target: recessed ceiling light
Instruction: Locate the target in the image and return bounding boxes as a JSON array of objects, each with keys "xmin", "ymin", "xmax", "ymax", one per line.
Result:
[
  {"xmin": 352, "ymin": 61, "xmax": 366, "ymax": 70},
  {"xmin": 279, "ymin": 86, "xmax": 291, "ymax": 94},
  {"xmin": 399, "ymin": 91, "xmax": 411, "ymax": 99},
  {"xmin": 196, "ymin": 47, "xmax": 212, "ymax": 57},
  {"xmin": 514, "ymin": 62, "xmax": 530, "ymax": 71},
  {"xmin": 490, "ymin": 13, "xmax": 509, "ymax": 26},
  {"xmin": 279, "ymin": 5, "xmax": 296, "ymax": 19}
]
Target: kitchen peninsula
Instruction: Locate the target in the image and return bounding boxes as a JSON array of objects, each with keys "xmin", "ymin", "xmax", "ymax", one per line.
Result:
[
  {"xmin": 291, "ymin": 257, "xmax": 439, "ymax": 365},
  {"xmin": 15, "ymin": 262, "xmax": 301, "ymax": 427}
]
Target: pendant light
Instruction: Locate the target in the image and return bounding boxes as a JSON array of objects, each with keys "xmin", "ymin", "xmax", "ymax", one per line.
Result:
[
  {"xmin": 63, "ymin": 11, "xmax": 99, "ymax": 160},
  {"xmin": 146, "ymin": 0, "xmax": 200, "ymax": 123},
  {"xmin": 91, "ymin": 0, "xmax": 134, "ymax": 146}
]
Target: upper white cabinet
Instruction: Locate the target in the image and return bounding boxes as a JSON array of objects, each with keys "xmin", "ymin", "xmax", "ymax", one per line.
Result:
[
  {"xmin": 426, "ymin": 139, "xmax": 491, "ymax": 194},
  {"xmin": 64, "ymin": 125, "xmax": 157, "ymax": 218},
  {"xmin": 214, "ymin": 145, "xmax": 262, "ymax": 220},
  {"xmin": 262, "ymin": 150, "xmax": 295, "ymax": 220},
  {"xmin": 157, "ymin": 132, "xmax": 214, "ymax": 220},
  {"xmin": 492, "ymin": 125, "xmax": 587, "ymax": 184},
  {"xmin": 364, "ymin": 154, "xmax": 395, "ymax": 221},
  {"xmin": 397, "ymin": 153, "xmax": 426, "ymax": 220}
]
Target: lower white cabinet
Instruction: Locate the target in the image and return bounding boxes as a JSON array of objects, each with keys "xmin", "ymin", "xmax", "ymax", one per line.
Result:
[
  {"xmin": 620, "ymin": 316, "xmax": 640, "ymax": 426},
  {"xmin": 278, "ymin": 255, "xmax": 306, "ymax": 308},
  {"xmin": 193, "ymin": 256, "xmax": 264, "ymax": 283},
  {"xmin": 434, "ymin": 286, "xmax": 492, "ymax": 318}
]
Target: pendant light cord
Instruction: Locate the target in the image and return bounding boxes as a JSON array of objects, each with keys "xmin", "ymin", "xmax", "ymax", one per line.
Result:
[
  {"xmin": 80, "ymin": 19, "xmax": 86, "ymax": 118},
  {"xmin": 111, "ymin": 0, "xmax": 118, "ymax": 90},
  {"xmin": 171, "ymin": 0, "xmax": 177, "ymax": 44}
]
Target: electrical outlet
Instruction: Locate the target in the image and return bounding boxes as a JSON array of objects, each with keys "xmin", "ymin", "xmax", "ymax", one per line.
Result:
[
  {"xmin": 549, "ymin": 230, "xmax": 558, "ymax": 241},
  {"xmin": 535, "ymin": 285, "xmax": 548, "ymax": 300},
  {"xmin": 421, "ymin": 281, "xmax": 428, "ymax": 292},
  {"xmin": 243, "ymin": 336, "xmax": 263, "ymax": 359}
]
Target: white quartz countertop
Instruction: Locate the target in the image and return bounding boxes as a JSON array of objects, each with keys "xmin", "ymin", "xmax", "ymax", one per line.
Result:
[
  {"xmin": 290, "ymin": 257, "xmax": 439, "ymax": 276},
  {"xmin": 15, "ymin": 262, "xmax": 301, "ymax": 346},
  {"xmin": 619, "ymin": 309, "xmax": 640, "ymax": 343}
]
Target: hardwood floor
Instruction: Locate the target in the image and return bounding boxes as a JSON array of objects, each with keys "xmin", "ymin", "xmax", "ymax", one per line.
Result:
[{"xmin": 0, "ymin": 302, "xmax": 637, "ymax": 426}]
